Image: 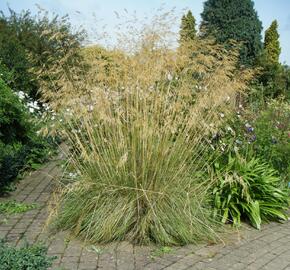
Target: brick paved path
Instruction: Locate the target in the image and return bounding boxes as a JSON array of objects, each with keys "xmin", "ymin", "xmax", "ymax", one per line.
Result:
[{"xmin": 1, "ymin": 158, "xmax": 290, "ymax": 270}]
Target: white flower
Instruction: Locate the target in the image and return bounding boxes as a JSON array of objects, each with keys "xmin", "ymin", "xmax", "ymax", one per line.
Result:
[
  {"xmin": 234, "ymin": 146, "xmax": 239, "ymax": 152},
  {"xmin": 88, "ymin": 105, "xmax": 94, "ymax": 112},
  {"xmin": 33, "ymin": 101, "xmax": 40, "ymax": 109},
  {"xmin": 29, "ymin": 107, "xmax": 35, "ymax": 113},
  {"xmin": 51, "ymin": 116, "xmax": 55, "ymax": 121},
  {"xmin": 17, "ymin": 91, "xmax": 26, "ymax": 100},
  {"xmin": 167, "ymin": 73, "xmax": 173, "ymax": 81},
  {"xmin": 235, "ymin": 139, "xmax": 242, "ymax": 145},
  {"xmin": 68, "ymin": 172, "xmax": 78, "ymax": 179},
  {"xmin": 220, "ymin": 113, "xmax": 225, "ymax": 118},
  {"xmin": 149, "ymin": 85, "xmax": 154, "ymax": 92},
  {"xmin": 43, "ymin": 103, "xmax": 50, "ymax": 110}
]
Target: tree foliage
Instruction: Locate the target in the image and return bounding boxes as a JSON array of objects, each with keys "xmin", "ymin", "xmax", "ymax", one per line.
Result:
[
  {"xmin": 200, "ymin": 0, "xmax": 263, "ymax": 66},
  {"xmin": 257, "ymin": 21, "xmax": 289, "ymax": 98},
  {"xmin": 0, "ymin": 9, "xmax": 84, "ymax": 100},
  {"xmin": 0, "ymin": 14, "xmax": 36, "ymax": 97},
  {"xmin": 179, "ymin": 11, "xmax": 196, "ymax": 44},
  {"xmin": 264, "ymin": 20, "xmax": 281, "ymax": 65}
]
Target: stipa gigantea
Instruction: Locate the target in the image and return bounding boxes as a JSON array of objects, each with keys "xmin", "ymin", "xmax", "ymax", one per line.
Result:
[{"xmin": 44, "ymin": 11, "xmax": 254, "ymax": 245}]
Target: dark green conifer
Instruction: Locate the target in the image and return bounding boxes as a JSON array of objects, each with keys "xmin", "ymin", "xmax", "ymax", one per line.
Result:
[{"xmin": 200, "ymin": 0, "xmax": 263, "ymax": 66}]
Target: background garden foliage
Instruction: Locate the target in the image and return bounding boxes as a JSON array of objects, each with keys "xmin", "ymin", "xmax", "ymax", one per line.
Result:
[
  {"xmin": 200, "ymin": 0, "xmax": 263, "ymax": 66},
  {"xmin": 179, "ymin": 11, "xmax": 196, "ymax": 44},
  {"xmin": 0, "ymin": 0, "xmax": 289, "ymax": 248},
  {"xmin": 0, "ymin": 8, "xmax": 83, "ymax": 193},
  {"xmin": 0, "ymin": 73, "xmax": 54, "ymax": 193}
]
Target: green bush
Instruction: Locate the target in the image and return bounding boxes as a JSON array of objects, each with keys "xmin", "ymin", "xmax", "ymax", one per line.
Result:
[
  {"xmin": 0, "ymin": 78, "xmax": 56, "ymax": 193},
  {"xmin": 213, "ymin": 153, "xmax": 289, "ymax": 229},
  {"xmin": 0, "ymin": 61, "xmax": 13, "ymax": 85},
  {"xmin": 212, "ymin": 99, "xmax": 290, "ymax": 181},
  {"xmin": 0, "ymin": 143, "xmax": 25, "ymax": 192},
  {"xmin": 253, "ymin": 100, "xmax": 290, "ymax": 178},
  {"xmin": 0, "ymin": 239, "xmax": 55, "ymax": 270},
  {"xmin": 0, "ymin": 9, "xmax": 84, "ymax": 100},
  {"xmin": 0, "ymin": 79, "xmax": 31, "ymax": 144}
]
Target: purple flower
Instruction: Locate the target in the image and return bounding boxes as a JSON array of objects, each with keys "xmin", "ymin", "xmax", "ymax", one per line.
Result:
[{"xmin": 249, "ymin": 134, "xmax": 256, "ymax": 142}]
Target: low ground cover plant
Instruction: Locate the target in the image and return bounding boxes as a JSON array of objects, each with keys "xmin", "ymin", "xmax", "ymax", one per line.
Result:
[
  {"xmin": 0, "ymin": 201, "xmax": 37, "ymax": 215},
  {"xmin": 0, "ymin": 239, "xmax": 56, "ymax": 270},
  {"xmin": 212, "ymin": 153, "xmax": 289, "ymax": 229}
]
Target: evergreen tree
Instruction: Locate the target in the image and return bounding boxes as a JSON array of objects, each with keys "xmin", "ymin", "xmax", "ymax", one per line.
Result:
[
  {"xmin": 264, "ymin": 20, "xmax": 281, "ymax": 65},
  {"xmin": 200, "ymin": 0, "xmax": 263, "ymax": 66},
  {"xmin": 258, "ymin": 20, "xmax": 285, "ymax": 98},
  {"xmin": 179, "ymin": 11, "xmax": 196, "ymax": 43}
]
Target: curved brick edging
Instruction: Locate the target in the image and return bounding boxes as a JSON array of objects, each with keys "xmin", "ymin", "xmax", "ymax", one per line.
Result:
[{"xmin": 0, "ymin": 160, "xmax": 290, "ymax": 270}]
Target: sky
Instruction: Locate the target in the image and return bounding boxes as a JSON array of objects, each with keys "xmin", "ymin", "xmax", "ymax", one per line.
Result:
[{"xmin": 1, "ymin": 0, "xmax": 289, "ymax": 64}]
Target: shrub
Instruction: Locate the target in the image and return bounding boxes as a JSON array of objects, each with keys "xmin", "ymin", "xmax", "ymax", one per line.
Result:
[
  {"xmin": 256, "ymin": 63, "xmax": 289, "ymax": 99},
  {"xmin": 0, "ymin": 79, "xmax": 56, "ymax": 193},
  {"xmin": 0, "ymin": 239, "xmax": 55, "ymax": 270},
  {"xmin": 253, "ymin": 99, "xmax": 290, "ymax": 178},
  {"xmin": 211, "ymin": 98, "xmax": 290, "ymax": 182},
  {"xmin": 213, "ymin": 153, "xmax": 289, "ymax": 229},
  {"xmin": 0, "ymin": 9, "xmax": 84, "ymax": 100},
  {"xmin": 0, "ymin": 61, "xmax": 13, "ymax": 85},
  {"xmin": 0, "ymin": 143, "xmax": 25, "ymax": 192},
  {"xmin": 0, "ymin": 79, "xmax": 31, "ymax": 144},
  {"xmin": 0, "ymin": 16, "xmax": 36, "ymax": 97}
]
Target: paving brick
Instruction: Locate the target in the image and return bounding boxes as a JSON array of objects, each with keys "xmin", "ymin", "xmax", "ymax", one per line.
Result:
[
  {"xmin": 1, "ymin": 159, "xmax": 290, "ymax": 270},
  {"xmin": 78, "ymin": 262, "xmax": 97, "ymax": 270},
  {"xmin": 144, "ymin": 263, "xmax": 166, "ymax": 270}
]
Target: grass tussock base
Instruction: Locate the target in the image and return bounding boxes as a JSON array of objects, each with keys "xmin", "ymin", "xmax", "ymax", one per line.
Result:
[{"xmin": 47, "ymin": 14, "xmax": 253, "ymax": 245}]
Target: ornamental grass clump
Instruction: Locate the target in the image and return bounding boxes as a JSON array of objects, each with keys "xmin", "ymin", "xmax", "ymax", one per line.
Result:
[{"xmin": 47, "ymin": 13, "xmax": 253, "ymax": 245}]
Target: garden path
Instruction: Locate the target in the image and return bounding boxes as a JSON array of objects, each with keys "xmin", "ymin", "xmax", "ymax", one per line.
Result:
[{"xmin": 1, "ymin": 155, "xmax": 290, "ymax": 270}]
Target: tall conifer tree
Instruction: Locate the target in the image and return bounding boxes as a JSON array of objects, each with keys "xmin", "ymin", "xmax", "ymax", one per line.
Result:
[
  {"xmin": 179, "ymin": 11, "xmax": 196, "ymax": 44},
  {"xmin": 200, "ymin": 0, "xmax": 263, "ymax": 66},
  {"xmin": 264, "ymin": 20, "xmax": 281, "ymax": 65}
]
